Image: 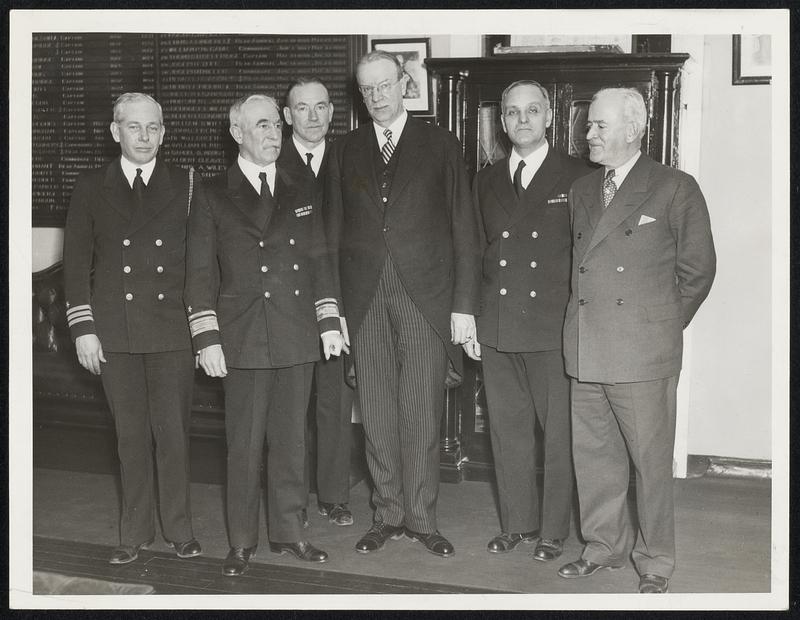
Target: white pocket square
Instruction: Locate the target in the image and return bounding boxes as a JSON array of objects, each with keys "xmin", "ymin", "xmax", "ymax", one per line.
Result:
[{"xmin": 638, "ymin": 215, "xmax": 656, "ymax": 226}]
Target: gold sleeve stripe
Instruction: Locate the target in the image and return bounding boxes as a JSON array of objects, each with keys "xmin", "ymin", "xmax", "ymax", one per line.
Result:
[
  {"xmin": 66, "ymin": 304, "xmax": 93, "ymax": 327},
  {"xmin": 315, "ymin": 298, "xmax": 340, "ymax": 322},
  {"xmin": 188, "ymin": 310, "xmax": 219, "ymax": 337}
]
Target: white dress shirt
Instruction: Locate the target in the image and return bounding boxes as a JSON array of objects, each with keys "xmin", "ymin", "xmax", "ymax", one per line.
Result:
[
  {"xmin": 606, "ymin": 150, "xmax": 642, "ymax": 188},
  {"xmin": 292, "ymin": 136, "xmax": 326, "ymax": 178},
  {"xmin": 508, "ymin": 141, "xmax": 549, "ymax": 191},
  {"xmin": 238, "ymin": 154, "xmax": 276, "ymax": 196},
  {"xmin": 373, "ymin": 109, "xmax": 408, "ymax": 150},
  {"xmin": 120, "ymin": 155, "xmax": 156, "ymax": 188}
]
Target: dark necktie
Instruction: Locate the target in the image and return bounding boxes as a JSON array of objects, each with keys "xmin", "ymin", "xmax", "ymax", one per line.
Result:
[
  {"xmin": 513, "ymin": 159, "xmax": 526, "ymax": 198},
  {"xmin": 305, "ymin": 152, "xmax": 315, "ymax": 177},
  {"xmin": 381, "ymin": 128, "xmax": 395, "ymax": 165},
  {"xmin": 258, "ymin": 171, "xmax": 271, "ymax": 201},
  {"xmin": 132, "ymin": 168, "xmax": 145, "ymax": 210},
  {"xmin": 603, "ymin": 168, "xmax": 617, "ymax": 208}
]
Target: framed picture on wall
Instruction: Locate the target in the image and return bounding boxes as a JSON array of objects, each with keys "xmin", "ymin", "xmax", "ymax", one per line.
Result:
[
  {"xmin": 371, "ymin": 37, "xmax": 433, "ymax": 115},
  {"xmin": 732, "ymin": 34, "xmax": 771, "ymax": 85}
]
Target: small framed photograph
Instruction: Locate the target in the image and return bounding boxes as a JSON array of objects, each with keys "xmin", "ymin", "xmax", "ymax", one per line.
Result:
[
  {"xmin": 732, "ymin": 34, "xmax": 771, "ymax": 85},
  {"xmin": 371, "ymin": 37, "xmax": 433, "ymax": 115}
]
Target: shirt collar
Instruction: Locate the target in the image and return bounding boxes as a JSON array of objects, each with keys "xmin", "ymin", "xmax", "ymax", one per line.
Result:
[
  {"xmin": 508, "ymin": 141, "xmax": 549, "ymax": 183},
  {"xmin": 120, "ymin": 155, "xmax": 157, "ymax": 188},
  {"xmin": 373, "ymin": 109, "xmax": 408, "ymax": 146},
  {"xmin": 606, "ymin": 150, "xmax": 641, "ymax": 188},
  {"xmin": 238, "ymin": 154, "xmax": 276, "ymax": 195},
  {"xmin": 292, "ymin": 135, "xmax": 326, "ymax": 176}
]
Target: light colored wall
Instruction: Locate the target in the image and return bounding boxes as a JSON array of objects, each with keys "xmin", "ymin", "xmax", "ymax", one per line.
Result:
[{"xmin": 686, "ymin": 35, "xmax": 772, "ymax": 460}]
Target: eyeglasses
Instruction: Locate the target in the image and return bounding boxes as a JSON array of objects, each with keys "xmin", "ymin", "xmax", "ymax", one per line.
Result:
[{"xmin": 358, "ymin": 79, "xmax": 400, "ymax": 99}]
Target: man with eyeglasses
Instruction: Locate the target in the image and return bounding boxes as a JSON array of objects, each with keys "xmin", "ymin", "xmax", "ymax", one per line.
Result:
[
  {"xmin": 63, "ymin": 92, "xmax": 203, "ymax": 565},
  {"xmin": 326, "ymin": 51, "xmax": 481, "ymax": 558},
  {"xmin": 184, "ymin": 93, "xmax": 345, "ymax": 576},
  {"xmin": 279, "ymin": 77, "xmax": 356, "ymax": 531}
]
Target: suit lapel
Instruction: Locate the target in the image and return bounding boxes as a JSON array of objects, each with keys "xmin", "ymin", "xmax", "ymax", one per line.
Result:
[
  {"xmin": 487, "ymin": 157, "xmax": 518, "ymax": 219},
  {"xmin": 584, "ymin": 154, "xmax": 653, "ymax": 255},
  {"xmin": 351, "ymin": 126, "xmax": 383, "ymax": 210},
  {"xmin": 226, "ymin": 163, "xmax": 271, "ymax": 231},
  {"xmin": 101, "ymin": 159, "xmax": 134, "ymax": 221},
  {"xmin": 127, "ymin": 159, "xmax": 176, "ymax": 235},
  {"xmin": 386, "ymin": 118, "xmax": 427, "ymax": 208}
]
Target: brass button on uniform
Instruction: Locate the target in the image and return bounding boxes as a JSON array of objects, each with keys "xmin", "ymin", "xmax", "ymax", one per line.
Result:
[
  {"xmin": 294, "ymin": 289, "xmax": 300, "ymax": 296},
  {"xmin": 125, "ymin": 293, "xmax": 133, "ymax": 301},
  {"xmin": 617, "ymin": 266, "xmax": 624, "ymax": 272},
  {"xmin": 293, "ymin": 264, "xmax": 299, "ymax": 271},
  {"xmin": 123, "ymin": 239, "xmax": 131, "ymax": 247},
  {"xmin": 382, "ymin": 197, "xmax": 388, "ymax": 203},
  {"xmin": 529, "ymin": 291, "xmax": 537, "ymax": 298},
  {"xmin": 502, "ymin": 231, "xmax": 509, "ymax": 239},
  {"xmin": 157, "ymin": 293, "xmax": 165, "ymax": 301},
  {"xmin": 156, "ymin": 266, "xmax": 164, "ymax": 273},
  {"xmin": 155, "ymin": 239, "xmax": 163, "ymax": 247},
  {"xmin": 261, "ymin": 266, "xmax": 268, "ymax": 273},
  {"xmin": 531, "ymin": 231, "xmax": 539, "ymax": 239},
  {"xmin": 289, "ymin": 238, "xmax": 296, "ymax": 245},
  {"xmin": 499, "ymin": 288, "xmax": 507, "ymax": 296},
  {"xmin": 123, "ymin": 265, "xmax": 131, "ymax": 274},
  {"xmin": 264, "ymin": 291, "xmax": 271, "ymax": 299},
  {"xmin": 499, "ymin": 259, "xmax": 507, "ymax": 267},
  {"xmin": 259, "ymin": 241, "xmax": 265, "ymax": 248},
  {"xmin": 530, "ymin": 261, "xmax": 537, "ymax": 269}
]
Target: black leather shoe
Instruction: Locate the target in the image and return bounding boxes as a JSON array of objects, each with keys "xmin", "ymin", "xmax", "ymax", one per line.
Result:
[
  {"xmin": 355, "ymin": 522, "xmax": 405, "ymax": 553},
  {"xmin": 109, "ymin": 539, "xmax": 152, "ymax": 565},
  {"xmin": 318, "ymin": 502, "xmax": 354, "ymax": 526},
  {"xmin": 223, "ymin": 546, "xmax": 256, "ymax": 577},
  {"xmin": 532, "ymin": 538, "xmax": 563, "ymax": 562},
  {"xmin": 639, "ymin": 573, "xmax": 669, "ymax": 593},
  {"xmin": 486, "ymin": 531, "xmax": 538, "ymax": 554},
  {"xmin": 169, "ymin": 538, "xmax": 203, "ymax": 559},
  {"xmin": 558, "ymin": 558, "xmax": 622, "ymax": 579},
  {"xmin": 269, "ymin": 540, "xmax": 328, "ymax": 563},
  {"xmin": 405, "ymin": 529, "xmax": 455, "ymax": 558}
]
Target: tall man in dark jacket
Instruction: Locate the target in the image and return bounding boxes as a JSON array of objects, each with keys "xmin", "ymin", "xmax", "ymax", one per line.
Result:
[
  {"xmin": 464, "ymin": 81, "xmax": 590, "ymax": 562},
  {"xmin": 326, "ymin": 51, "xmax": 481, "ymax": 558},
  {"xmin": 63, "ymin": 92, "xmax": 202, "ymax": 565},
  {"xmin": 280, "ymin": 77, "xmax": 355, "ymax": 528},
  {"xmin": 184, "ymin": 94, "xmax": 345, "ymax": 576},
  {"xmin": 558, "ymin": 88, "xmax": 715, "ymax": 593}
]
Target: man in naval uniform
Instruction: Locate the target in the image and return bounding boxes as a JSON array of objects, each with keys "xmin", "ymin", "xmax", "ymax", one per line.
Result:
[
  {"xmin": 184, "ymin": 93, "xmax": 344, "ymax": 577},
  {"xmin": 464, "ymin": 80, "xmax": 590, "ymax": 562},
  {"xmin": 280, "ymin": 77, "xmax": 355, "ymax": 528},
  {"xmin": 63, "ymin": 92, "xmax": 202, "ymax": 565}
]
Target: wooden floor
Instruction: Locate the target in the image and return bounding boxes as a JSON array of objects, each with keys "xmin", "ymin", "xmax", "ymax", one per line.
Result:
[{"xmin": 28, "ymin": 467, "xmax": 773, "ymax": 598}]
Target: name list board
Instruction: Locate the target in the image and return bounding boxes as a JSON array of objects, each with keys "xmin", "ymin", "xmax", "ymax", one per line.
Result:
[{"xmin": 32, "ymin": 33, "xmax": 364, "ymax": 227}]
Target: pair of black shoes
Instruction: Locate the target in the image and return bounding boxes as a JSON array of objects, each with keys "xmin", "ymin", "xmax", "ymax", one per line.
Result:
[
  {"xmin": 223, "ymin": 541, "xmax": 328, "ymax": 577},
  {"xmin": 108, "ymin": 538, "xmax": 202, "ymax": 565},
  {"xmin": 355, "ymin": 522, "xmax": 454, "ymax": 558}
]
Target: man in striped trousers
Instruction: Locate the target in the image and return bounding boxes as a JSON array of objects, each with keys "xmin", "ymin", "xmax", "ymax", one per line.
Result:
[{"xmin": 325, "ymin": 51, "xmax": 481, "ymax": 558}]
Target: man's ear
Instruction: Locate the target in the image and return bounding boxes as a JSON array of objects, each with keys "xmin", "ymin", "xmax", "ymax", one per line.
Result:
[
  {"xmin": 110, "ymin": 122, "xmax": 121, "ymax": 144},
  {"xmin": 283, "ymin": 107, "xmax": 293, "ymax": 127},
  {"xmin": 229, "ymin": 125, "xmax": 243, "ymax": 144}
]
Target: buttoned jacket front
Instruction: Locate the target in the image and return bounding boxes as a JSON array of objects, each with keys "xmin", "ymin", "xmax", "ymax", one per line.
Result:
[
  {"xmin": 184, "ymin": 161, "xmax": 339, "ymax": 369},
  {"xmin": 474, "ymin": 148, "xmax": 590, "ymax": 352},
  {"xmin": 63, "ymin": 158, "xmax": 196, "ymax": 353},
  {"xmin": 563, "ymin": 154, "xmax": 716, "ymax": 383}
]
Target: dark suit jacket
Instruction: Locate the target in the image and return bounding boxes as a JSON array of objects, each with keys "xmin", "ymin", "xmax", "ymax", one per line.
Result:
[
  {"xmin": 277, "ymin": 137, "xmax": 330, "ymax": 195},
  {"xmin": 474, "ymin": 147, "xmax": 590, "ymax": 352},
  {"xmin": 63, "ymin": 158, "xmax": 197, "ymax": 353},
  {"xmin": 563, "ymin": 153, "xmax": 716, "ymax": 383},
  {"xmin": 184, "ymin": 161, "xmax": 340, "ymax": 369},
  {"xmin": 325, "ymin": 117, "xmax": 482, "ymax": 373}
]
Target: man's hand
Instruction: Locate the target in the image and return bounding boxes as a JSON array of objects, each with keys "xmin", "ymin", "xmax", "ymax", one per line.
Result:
[
  {"xmin": 462, "ymin": 338, "xmax": 482, "ymax": 361},
  {"xmin": 199, "ymin": 344, "xmax": 227, "ymax": 377},
  {"xmin": 321, "ymin": 331, "xmax": 345, "ymax": 360},
  {"xmin": 340, "ymin": 316, "xmax": 351, "ymax": 354},
  {"xmin": 75, "ymin": 334, "xmax": 106, "ymax": 375},
  {"xmin": 450, "ymin": 312, "xmax": 476, "ymax": 345}
]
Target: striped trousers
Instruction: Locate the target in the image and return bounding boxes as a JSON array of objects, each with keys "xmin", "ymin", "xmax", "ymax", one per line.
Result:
[{"xmin": 354, "ymin": 258, "xmax": 448, "ymax": 534}]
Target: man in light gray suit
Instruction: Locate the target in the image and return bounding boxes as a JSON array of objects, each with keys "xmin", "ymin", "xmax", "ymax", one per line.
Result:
[{"xmin": 558, "ymin": 88, "xmax": 716, "ymax": 594}]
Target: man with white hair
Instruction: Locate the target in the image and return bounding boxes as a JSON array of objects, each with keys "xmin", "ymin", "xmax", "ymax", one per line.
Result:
[
  {"xmin": 184, "ymin": 93, "xmax": 345, "ymax": 576},
  {"xmin": 558, "ymin": 87, "xmax": 716, "ymax": 593},
  {"xmin": 64, "ymin": 92, "xmax": 203, "ymax": 565}
]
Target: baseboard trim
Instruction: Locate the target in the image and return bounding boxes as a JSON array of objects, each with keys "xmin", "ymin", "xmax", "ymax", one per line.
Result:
[{"xmin": 686, "ymin": 454, "xmax": 771, "ymax": 480}]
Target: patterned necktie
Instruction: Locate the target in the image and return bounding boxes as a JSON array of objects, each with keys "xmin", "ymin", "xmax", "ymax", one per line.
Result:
[
  {"xmin": 513, "ymin": 159, "xmax": 526, "ymax": 198},
  {"xmin": 132, "ymin": 168, "xmax": 145, "ymax": 210},
  {"xmin": 258, "ymin": 171, "xmax": 271, "ymax": 201},
  {"xmin": 602, "ymin": 168, "xmax": 617, "ymax": 208},
  {"xmin": 305, "ymin": 152, "xmax": 314, "ymax": 175},
  {"xmin": 381, "ymin": 128, "xmax": 395, "ymax": 165}
]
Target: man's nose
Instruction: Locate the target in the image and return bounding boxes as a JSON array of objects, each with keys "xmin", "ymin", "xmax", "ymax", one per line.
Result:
[
  {"xmin": 308, "ymin": 107, "xmax": 318, "ymax": 120},
  {"xmin": 138, "ymin": 128, "xmax": 149, "ymax": 141},
  {"xmin": 370, "ymin": 88, "xmax": 383, "ymax": 103},
  {"xmin": 586, "ymin": 125, "xmax": 597, "ymax": 140}
]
